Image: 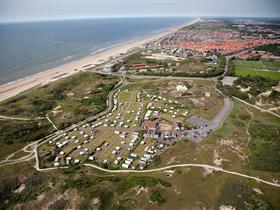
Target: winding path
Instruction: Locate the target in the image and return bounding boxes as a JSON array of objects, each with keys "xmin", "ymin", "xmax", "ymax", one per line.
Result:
[{"xmin": 83, "ymin": 163, "xmax": 280, "ymax": 187}]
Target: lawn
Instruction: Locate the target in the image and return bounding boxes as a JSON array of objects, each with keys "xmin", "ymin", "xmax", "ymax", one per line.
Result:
[
  {"xmin": 232, "ymin": 60, "xmax": 280, "ymax": 80},
  {"xmin": 235, "ymin": 68, "xmax": 280, "ymax": 80}
]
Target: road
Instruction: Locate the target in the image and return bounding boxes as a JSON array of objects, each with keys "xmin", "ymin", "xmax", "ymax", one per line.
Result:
[{"xmin": 183, "ymin": 98, "xmax": 233, "ymax": 142}]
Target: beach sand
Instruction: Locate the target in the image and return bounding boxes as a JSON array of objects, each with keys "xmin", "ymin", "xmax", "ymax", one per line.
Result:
[{"xmin": 0, "ymin": 19, "xmax": 199, "ymax": 102}]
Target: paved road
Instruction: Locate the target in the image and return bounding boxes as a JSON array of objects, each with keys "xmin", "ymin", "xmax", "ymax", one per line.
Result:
[{"xmin": 184, "ymin": 98, "xmax": 233, "ymax": 142}]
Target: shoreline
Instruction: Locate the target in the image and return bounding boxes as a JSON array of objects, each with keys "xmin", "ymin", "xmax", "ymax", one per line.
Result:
[{"xmin": 0, "ymin": 18, "xmax": 200, "ymax": 102}]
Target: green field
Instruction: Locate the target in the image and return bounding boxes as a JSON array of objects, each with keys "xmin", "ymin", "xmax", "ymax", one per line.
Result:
[{"xmin": 232, "ymin": 60, "xmax": 280, "ymax": 80}]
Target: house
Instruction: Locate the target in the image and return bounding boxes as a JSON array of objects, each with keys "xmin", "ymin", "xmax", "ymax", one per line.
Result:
[
  {"xmin": 160, "ymin": 123, "xmax": 173, "ymax": 139},
  {"xmin": 122, "ymin": 163, "xmax": 129, "ymax": 169},
  {"xmin": 54, "ymin": 162, "xmax": 59, "ymax": 167},
  {"xmin": 88, "ymin": 156, "xmax": 94, "ymax": 161},
  {"xmin": 143, "ymin": 120, "xmax": 160, "ymax": 138}
]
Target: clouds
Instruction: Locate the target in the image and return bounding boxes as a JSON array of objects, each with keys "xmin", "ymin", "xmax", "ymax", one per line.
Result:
[{"xmin": 0, "ymin": 0, "xmax": 279, "ymax": 22}]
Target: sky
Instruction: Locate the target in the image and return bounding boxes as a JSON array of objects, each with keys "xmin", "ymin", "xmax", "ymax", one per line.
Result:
[{"xmin": 0, "ymin": 0, "xmax": 279, "ymax": 23}]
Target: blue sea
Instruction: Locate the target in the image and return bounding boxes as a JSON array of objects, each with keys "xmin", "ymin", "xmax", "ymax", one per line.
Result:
[{"xmin": 0, "ymin": 17, "xmax": 194, "ymax": 85}]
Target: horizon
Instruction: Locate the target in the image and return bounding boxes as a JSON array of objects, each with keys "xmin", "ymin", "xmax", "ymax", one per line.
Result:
[
  {"xmin": 0, "ymin": 15, "xmax": 280, "ymax": 24},
  {"xmin": 0, "ymin": 0, "xmax": 279, "ymax": 23}
]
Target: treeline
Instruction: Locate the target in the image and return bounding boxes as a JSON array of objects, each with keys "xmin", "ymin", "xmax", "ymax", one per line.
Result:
[
  {"xmin": 137, "ymin": 66, "xmax": 225, "ymax": 78},
  {"xmin": 255, "ymin": 44, "xmax": 280, "ymax": 56}
]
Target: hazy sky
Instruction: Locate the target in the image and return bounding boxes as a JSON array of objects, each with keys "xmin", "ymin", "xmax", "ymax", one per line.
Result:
[{"xmin": 0, "ymin": 0, "xmax": 279, "ymax": 22}]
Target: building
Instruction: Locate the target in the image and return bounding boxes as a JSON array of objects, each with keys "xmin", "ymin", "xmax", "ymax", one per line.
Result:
[
  {"xmin": 143, "ymin": 120, "xmax": 160, "ymax": 138},
  {"xmin": 159, "ymin": 123, "xmax": 173, "ymax": 139}
]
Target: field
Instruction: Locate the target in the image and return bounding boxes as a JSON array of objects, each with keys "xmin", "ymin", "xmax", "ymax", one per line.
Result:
[
  {"xmin": 174, "ymin": 57, "xmax": 218, "ymax": 73},
  {"xmin": 38, "ymin": 78, "xmax": 223, "ymax": 170},
  {"xmin": 119, "ymin": 50, "xmax": 226, "ymax": 77},
  {"xmin": 232, "ymin": 60, "xmax": 280, "ymax": 80}
]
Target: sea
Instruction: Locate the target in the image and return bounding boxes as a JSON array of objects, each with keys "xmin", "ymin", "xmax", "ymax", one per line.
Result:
[{"xmin": 0, "ymin": 17, "xmax": 194, "ymax": 85}]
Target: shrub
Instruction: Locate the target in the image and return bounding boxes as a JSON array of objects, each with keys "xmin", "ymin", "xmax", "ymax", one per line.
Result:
[{"xmin": 149, "ymin": 189, "xmax": 166, "ymax": 204}]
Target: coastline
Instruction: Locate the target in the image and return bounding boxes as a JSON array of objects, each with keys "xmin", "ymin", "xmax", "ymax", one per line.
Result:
[{"xmin": 0, "ymin": 18, "xmax": 200, "ymax": 102}]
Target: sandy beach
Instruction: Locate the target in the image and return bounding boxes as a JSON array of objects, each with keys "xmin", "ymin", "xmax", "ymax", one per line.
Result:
[{"xmin": 0, "ymin": 18, "xmax": 199, "ymax": 102}]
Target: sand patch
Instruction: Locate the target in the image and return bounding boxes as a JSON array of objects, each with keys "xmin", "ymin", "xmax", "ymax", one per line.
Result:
[
  {"xmin": 13, "ymin": 184, "xmax": 25, "ymax": 194},
  {"xmin": 219, "ymin": 205, "xmax": 236, "ymax": 210}
]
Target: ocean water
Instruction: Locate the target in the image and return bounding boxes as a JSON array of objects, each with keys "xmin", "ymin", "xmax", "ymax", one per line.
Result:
[{"xmin": 0, "ymin": 17, "xmax": 194, "ymax": 85}]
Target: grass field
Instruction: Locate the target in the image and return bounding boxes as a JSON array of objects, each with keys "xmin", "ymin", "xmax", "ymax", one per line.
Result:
[{"xmin": 232, "ymin": 60, "xmax": 280, "ymax": 80}]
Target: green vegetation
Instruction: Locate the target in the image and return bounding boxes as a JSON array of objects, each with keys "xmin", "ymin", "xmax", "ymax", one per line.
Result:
[
  {"xmin": 229, "ymin": 59, "xmax": 280, "ymax": 80},
  {"xmin": 0, "ymin": 119, "xmax": 54, "ymax": 145},
  {"xmin": 120, "ymin": 52, "xmax": 173, "ymax": 69},
  {"xmin": 213, "ymin": 101, "xmax": 248, "ymax": 137},
  {"xmin": 116, "ymin": 176, "xmax": 171, "ymax": 194},
  {"xmin": 136, "ymin": 55, "xmax": 226, "ymax": 77},
  {"xmin": 235, "ymin": 68, "xmax": 280, "ymax": 80},
  {"xmin": 121, "ymin": 50, "xmax": 226, "ymax": 77},
  {"xmin": 49, "ymin": 199, "xmax": 69, "ymax": 210},
  {"xmin": 215, "ymin": 179, "xmax": 273, "ymax": 210},
  {"xmin": 0, "ymin": 172, "xmax": 49, "ymax": 210},
  {"xmin": 267, "ymin": 90, "xmax": 280, "ymax": 102},
  {"xmin": 218, "ymin": 76, "xmax": 278, "ymax": 101},
  {"xmin": 217, "ymin": 80, "xmax": 249, "ymax": 100},
  {"xmin": 248, "ymin": 123, "xmax": 280, "ymax": 172},
  {"xmin": 0, "ymin": 72, "xmax": 119, "ymax": 129},
  {"xmin": 61, "ymin": 175, "xmax": 171, "ymax": 209},
  {"xmin": 149, "ymin": 189, "xmax": 166, "ymax": 204},
  {"xmin": 233, "ymin": 60, "xmax": 280, "ymax": 71},
  {"xmin": 174, "ymin": 57, "xmax": 220, "ymax": 73},
  {"xmin": 255, "ymin": 44, "xmax": 280, "ymax": 56}
]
